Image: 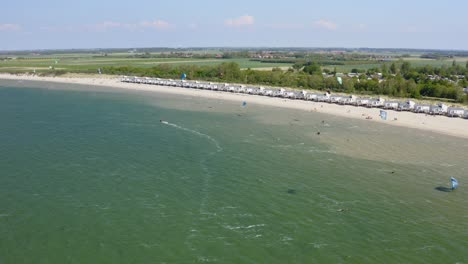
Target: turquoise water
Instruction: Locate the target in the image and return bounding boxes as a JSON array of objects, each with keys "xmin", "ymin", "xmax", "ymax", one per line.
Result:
[{"xmin": 0, "ymin": 80, "xmax": 467, "ymax": 263}]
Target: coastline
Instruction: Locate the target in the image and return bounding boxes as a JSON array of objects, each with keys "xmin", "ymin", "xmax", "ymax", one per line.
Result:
[{"xmin": 1, "ymin": 73, "xmax": 467, "ymax": 139}]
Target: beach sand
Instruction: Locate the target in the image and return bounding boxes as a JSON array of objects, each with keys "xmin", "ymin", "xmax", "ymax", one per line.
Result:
[{"xmin": 1, "ymin": 73, "xmax": 467, "ymax": 139}]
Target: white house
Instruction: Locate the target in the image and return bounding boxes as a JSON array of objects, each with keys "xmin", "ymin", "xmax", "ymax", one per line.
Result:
[
  {"xmin": 342, "ymin": 95, "xmax": 357, "ymax": 105},
  {"xmin": 414, "ymin": 104, "xmax": 431, "ymax": 113},
  {"xmin": 272, "ymin": 88, "xmax": 286, "ymax": 97},
  {"xmin": 447, "ymin": 107, "xmax": 465, "ymax": 117},
  {"xmin": 330, "ymin": 95, "xmax": 344, "ymax": 104},
  {"xmin": 429, "ymin": 105, "xmax": 443, "ymax": 115},
  {"xmin": 264, "ymin": 89, "xmax": 274, "ymax": 96},
  {"xmin": 237, "ymin": 85, "xmax": 246, "ymax": 93},
  {"xmin": 384, "ymin": 101, "xmax": 399, "ymax": 110},
  {"xmin": 356, "ymin": 98, "xmax": 371, "ymax": 107},
  {"xmin": 305, "ymin": 93, "xmax": 319, "ymax": 101},
  {"xmin": 283, "ymin": 91, "xmax": 296, "ymax": 99},
  {"xmin": 370, "ymin": 97, "xmax": 385, "ymax": 108},
  {"xmin": 398, "ymin": 100, "xmax": 416, "ymax": 111},
  {"xmin": 317, "ymin": 93, "xmax": 331, "ymax": 102}
]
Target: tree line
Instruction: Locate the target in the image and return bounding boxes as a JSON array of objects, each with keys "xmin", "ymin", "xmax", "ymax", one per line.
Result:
[{"xmin": 102, "ymin": 61, "xmax": 468, "ymax": 103}]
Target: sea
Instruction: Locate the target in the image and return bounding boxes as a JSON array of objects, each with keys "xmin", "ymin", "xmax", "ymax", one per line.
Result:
[{"xmin": 0, "ymin": 80, "xmax": 467, "ymax": 263}]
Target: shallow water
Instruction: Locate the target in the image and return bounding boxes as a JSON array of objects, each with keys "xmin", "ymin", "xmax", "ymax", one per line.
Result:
[{"xmin": 0, "ymin": 80, "xmax": 467, "ymax": 263}]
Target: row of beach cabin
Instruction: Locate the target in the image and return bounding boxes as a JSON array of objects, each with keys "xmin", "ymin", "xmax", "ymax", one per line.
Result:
[{"xmin": 121, "ymin": 76, "xmax": 468, "ymax": 119}]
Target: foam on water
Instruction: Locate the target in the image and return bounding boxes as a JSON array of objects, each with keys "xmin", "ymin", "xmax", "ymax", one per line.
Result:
[{"xmin": 161, "ymin": 121, "xmax": 222, "ymax": 153}]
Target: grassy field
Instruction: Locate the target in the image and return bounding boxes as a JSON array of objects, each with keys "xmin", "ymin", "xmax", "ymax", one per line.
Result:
[
  {"xmin": 0, "ymin": 54, "xmax": 293, "ymax": 73},
  {"xmin": 2, "ymin": 51, "xmax": 467, "ymax": 74},
  {"xmin": 322, "ymin": 57, "xmax": 468, "ymax": 73}
]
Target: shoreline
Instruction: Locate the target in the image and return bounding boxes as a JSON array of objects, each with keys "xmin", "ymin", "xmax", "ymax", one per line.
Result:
[{"xmin": 1, "ymin": 73, "xmax": 468, "ymax": 139}]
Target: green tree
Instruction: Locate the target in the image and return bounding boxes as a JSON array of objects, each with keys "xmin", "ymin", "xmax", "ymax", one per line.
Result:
[
  {"xmin": 400, "ymin": 61, "xmax": 411, "ymax": 75},
  {"xmin": 303, "ymin": 62, "xmax": 321, "ymax": 75},
  {"xmin": 390, "ymin": 63, "xmax": 397, "ymax": 74},
  {"xmin": 381, "ymin": 64, "xmax": 389, "ymax": 75}
]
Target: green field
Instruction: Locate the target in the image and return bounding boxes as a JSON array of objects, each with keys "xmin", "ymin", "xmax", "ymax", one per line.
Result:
[
  {"xmin": 2, "ymin": 51, "xmax": 467, "ymax": 75},
  {"xmin": 0, "ymin": 53, "xmax": 293, "ymax": 74},
  {"xmin": 322, "ymin": 58, "xmax": 468, "ymax": 73}
]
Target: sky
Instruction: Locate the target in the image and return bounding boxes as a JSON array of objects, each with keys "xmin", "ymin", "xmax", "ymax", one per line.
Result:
[{"xmin": 1, "ymin": 0, "xmax": 467, "ymax": 51}]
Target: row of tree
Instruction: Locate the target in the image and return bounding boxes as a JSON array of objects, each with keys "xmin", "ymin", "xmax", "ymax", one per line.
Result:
[{"xmin": 102, "ymin": 62, "xmax": 468, "ymax": 103}]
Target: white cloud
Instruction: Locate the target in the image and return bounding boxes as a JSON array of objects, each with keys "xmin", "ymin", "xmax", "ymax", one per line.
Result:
[
  {"xmin": 0, "ymin": 23, "xmax": 21, "ymax": 32},
  {"xmin": 139, "ymin": 20, "xmax": 171, "ymax": 30},
  {"xmin": 225, "ymin": 15, "xmax": 255, "ymax": 27},
  {"xmin": 313, "ymin": 19, "xmax": 337, "ymax": 30},
  {"xmin": 88, "ymin": 21, "xmax": 121, "ymax": 32}
]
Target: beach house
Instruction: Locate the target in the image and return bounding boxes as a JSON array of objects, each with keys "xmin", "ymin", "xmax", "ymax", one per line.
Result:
[
  {"xmin": 414, "ymin": 104, "xmax": 431, "ymax": 113},
  {"xmin": 369, "ymin": 98, "xmax": 385, "ymax": 108},
  {"xmin": 447, "ymin": 107, "xmax": 465, "ymax": 117},
  {"xmin": 429, "ymin": 103, "xmax": 447, "ymax": 115},
  {"xmin": 356, "ymin": 98, "xmax": 371, "ymax": 107},
  {"xmin": 330, "ymin": 95, "xmax": 344, "ymax": 104},
  {"xmin": 398, "ymin": 100, "xmax": 416, "ymax": 111},
  {"xmin": 384, "ymin": 101, "xmax": 399, "ymax": 110},
  {"xmin": 317, "ymin": 93, "xmax": 331, "ymax": 102},
  {"xmin": 341, "ymin": 95, "xmax": 357, "ymax": 105},
  {"xmin": 305, "ymin": 93, "xmax": 319, "ymax": 101}
]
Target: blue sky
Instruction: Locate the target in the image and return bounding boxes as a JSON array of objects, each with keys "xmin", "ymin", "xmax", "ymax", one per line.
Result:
[{"xmin": 1, "ymin": 0, "xmax": 467, "ymax": 50}]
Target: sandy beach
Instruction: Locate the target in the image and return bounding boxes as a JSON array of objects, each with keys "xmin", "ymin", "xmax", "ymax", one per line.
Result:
[{"xmin": 1, "ymin": 73, "xmax": 467, "ymax": 139}]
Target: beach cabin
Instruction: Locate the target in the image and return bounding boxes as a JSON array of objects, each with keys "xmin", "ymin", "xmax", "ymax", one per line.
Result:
[
  {"xmin": 447, "ymin": 107, "xmax": 465, "ymax": 117},
  {"xmin": 398, "ymin": 100, "xmax": 416, "ymax": 111},
  {"xmin": 429, "ymin": 103, "xmax": 448, "ymax": 115},
  {"xmin": 283, "ymin": 91, "xmax": 296, "ymax": 99},
  {"xmin": 339, "ymin": 95, "xmax": 355, "ymax": 105},
  {"xmin": 273, "ymin": 88, "xmax": 286, "ymax": 97},
  {"xmin": 305, "ymin": 93, "xmax": 319, "ymax": 101},
  {"xmin": 317, "ymin": 94, "xmax": 330, "ymax": 102},
  {"xmin": 188, "ymin": 81, "xmax": 197, "ymax": 88},
  {"xmin": 356, "ymin": 98, "xmax": 371, "ymax": 107},
  {"xmin": 437, "ymin": 103, "xmax": 448, "ymax": 114},
  {"xmin": 330, "ymin": 95, "xmax": 344, "ymax": 104},
  {"xmin": 209, "ymin": 83, "xmax": 216, "ymax": 90},
  {"xmin": 175, "ymin": 80, "xmax": 183, "ymax": 87},
  {"xmin": 216, "ymin": 83, "xmax": 226, "ymax": 91},
  {"xmin": 237, "ymin": 85, "xmax": 246, "ymax": 93},
  {"xmin": 384, "ymin": 101, "xmax": 399, "ymax": 110},
  {"xmin": 294, "ymin": 91, "xmax": 305, "ymax": 100},
  {"xmin": 370, "ymin": 98, "xmax": 385, "ymax": 108},
  {"xmin": 263, "ymin": 89, "xmax": 274, "ymax": 96},
  {"xmin": 256, "ymin": 87, "xmax": 264, "ymax": 95},
  {"xmin": 252, "ymin": 88, "xmax": 263, "ymax": 95},
  {"xmin": 429, "ymin": 105, "xmax": 442, "ymax": 115},
  {"xmin": 414, "ymin": 104, "xmax": 431, "ymax": 113}
]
